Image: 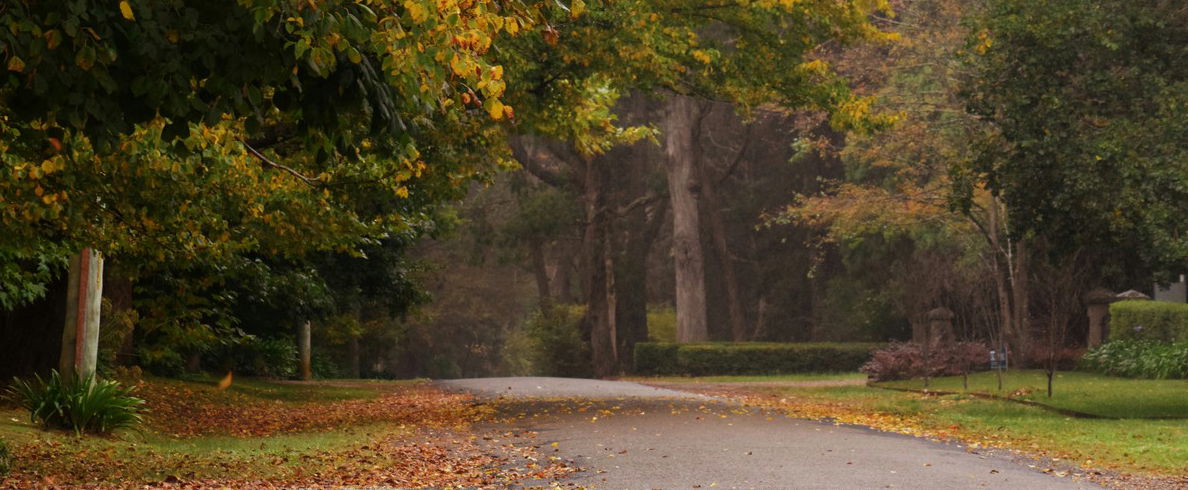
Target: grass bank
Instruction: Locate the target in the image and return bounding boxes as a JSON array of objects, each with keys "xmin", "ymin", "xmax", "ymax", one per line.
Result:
[
  {"xmin": 876, "ymin": 370, "xmax": 1188, "ymax": 419},
  {"xmin": 640, "ymin": 371, "xmax": 1188, "ymax": 477},
  {"xmin": 0, "ymin": 375, "xmax": 567, "ymax": 487}
]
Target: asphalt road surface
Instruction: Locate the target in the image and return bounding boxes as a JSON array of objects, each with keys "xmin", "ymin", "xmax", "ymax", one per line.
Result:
[{"xmin": 438, "ymin": 377, "xmax": 1101, "ymax": 489}]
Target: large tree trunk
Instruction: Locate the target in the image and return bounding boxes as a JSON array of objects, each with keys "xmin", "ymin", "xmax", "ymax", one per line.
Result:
[
  {"xmin": 701, "ymin": 163, "xmax": 747, "ymax": 341},
  {"xmin": 1011, "ymin": 238, "xmax": 1031, "ymax": 364},
  {"xmin": 60, "ymin": 248, "xmax": 103, "ymax": 380},
  {"xmin": 988, "ymin": 199, "xmax": 1015, "ymax": 351},
  {"xmin": 615, "ymin": 197, "xmax": 667, "ymax": 371},
  {"xmin": 581, "ymin": 154, "xmax": 618, "ymax": 377},
  {"xmin": 530, "ymin": 238, "xmax": 552, "ymax": 308},
  {"xmin": 664, "ymin": 95, "xmax": 709, "ymax": 343}
]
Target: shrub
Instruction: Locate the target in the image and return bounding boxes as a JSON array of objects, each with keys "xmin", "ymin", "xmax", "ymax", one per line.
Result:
[
  {"xmin": 1109, "ymin": 300, "xmax": 1188, "ymax": 342},
  {"xmin": 0, "ymin": 437, "xmax": 10, "ymax": 478},
  {"xmin": 633, "ymin": 342, "xmax": 882, "ymax": 376},
  {"xmin": 1080, "ymin": 340, "xmax": 1188, "ymax": 379},
  {"xmin": 523, "ymin": 305, "xmax": 591, "ymax": 378},
  {"xmin": 861, "ymin": 342, "xmax": 990, "ymax": 382},
  {"xmin": 633, "ymin": 343, "xmax": 680, "ymax": 375},
  {"xmin": 646, "ymin": 306, "xmax": 677, "ymax": 342},
  {"xmin": 205, "ymin": 336, "xmax": 297, "ymax": 378},
  {"xmin": 5, "ymin": 370, "xmax": 146, "ymax": 436}
]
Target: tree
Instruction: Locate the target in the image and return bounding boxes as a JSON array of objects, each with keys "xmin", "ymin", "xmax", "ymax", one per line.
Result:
[
  {"xmin": 0, "ymin": 0, "xmax": 557, "ymax": 375},
  {"xmin": 959, "ymin": 0, "xmax": 1188, "ymax": 282}
]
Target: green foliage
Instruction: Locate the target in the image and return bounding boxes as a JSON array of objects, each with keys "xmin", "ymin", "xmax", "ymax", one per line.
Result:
[
  {"xmin": 646, "ymin": 306, "xmax": 676, "ymax": 342},
  {"xmin": 512, "ymin": 304, "xmax": 590, "ymax": 378},
  {"xmin": 959, "ymin": 0, "xmax": 1188, "ymax": 274},
  {"xmin": 1109, "ymin": 300, "xmax": 1188, "ymax": 343},
  {"xmin": 1080, "ymin": 340, "xmax": 1188, "ymax": 380},
  {"xmin": 634, "ymin": 342, "xmax": 882, "ymax": 376},
  {"xmin": 0, "ymin": 436, "xmax": 10, "ymax": 478},
  {"xmin": 5, "ymin": 370, "xmax": 145, "ymax": 436},
  {"xmin": 632, "ymin": 342, "xmax": 681, "ymax": 375},
  {"xmin": 205, "ymin": 336, "xmax": 298, "ymax": 379}
]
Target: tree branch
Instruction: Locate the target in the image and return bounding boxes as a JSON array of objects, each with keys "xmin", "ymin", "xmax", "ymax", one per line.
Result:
[{"xmin": 241, "ymin": 140, "xmax": 320, "ymax": 187}]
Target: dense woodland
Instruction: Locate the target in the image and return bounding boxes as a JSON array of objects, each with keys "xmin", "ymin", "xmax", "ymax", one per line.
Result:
[{"xmin": 1, "ymin": 0, "xmax": 1185, "ymax": 380}]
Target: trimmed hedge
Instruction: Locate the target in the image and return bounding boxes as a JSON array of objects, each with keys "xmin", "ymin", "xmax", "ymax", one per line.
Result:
[
  {"xmin": 1110, "ymin": 300, "xmax": 1188, "ymax": 342},
  {"xmin": 633, "ymin": 342, "xmax": 882, "ymax": 376}
]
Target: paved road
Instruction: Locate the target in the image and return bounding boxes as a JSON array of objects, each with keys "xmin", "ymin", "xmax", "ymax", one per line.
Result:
[{"xmin": 438, "ymin": 377, "xmax": 1101, "ymax": 489}]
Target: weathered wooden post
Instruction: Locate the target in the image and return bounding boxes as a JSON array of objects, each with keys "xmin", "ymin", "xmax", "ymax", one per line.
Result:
[
  {"xmin": 299, "ymin": 320, "xmax": 312, "ymax": 381},
  {"xmin": 60, "ymin": 248, "xmax": 104, "ymax": 380},
  {"xmin": 1084, "ymin": 288, "xmax": 1116, "ymax": 348}
]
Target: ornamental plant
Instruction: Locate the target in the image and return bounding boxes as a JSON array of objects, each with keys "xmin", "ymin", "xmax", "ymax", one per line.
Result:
[{"xmin": 6, "ymin": 370, "xmax": 145, "ymax": 436}]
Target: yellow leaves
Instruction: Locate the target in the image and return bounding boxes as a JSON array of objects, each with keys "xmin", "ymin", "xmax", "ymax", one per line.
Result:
[
  {"xmin": 570, "ymin": 0, "xmax": 586, "ymax": 19},
  {"xmin": 975, "ymin": 29, "xmax": 993, "ymax": 55},
  {"xmin": 485, "ymin": 98, "xmax": 505, "ymax": 120},
  {"xmin": 504, "ymin": 17, "xmax": 520, "ymax": 36},
  {"xmin": 6, "ymin": 55, "xmax": 25, "ymax": 73},
  {"xmin": 490, "ymin": 65, "xmax": 503, "ymax": 81},
  {"xmin": 404, "ymin": 0, "xmax": 430, "ymax": 24},
  {"xmin": 40, "ymin": 158, "xmax": 65, "ymax": 174},
  {"xmin": 800, "ymin": 59, "xmax": 829, "ymax": 75},
  {"xmin": 395, "ymin": 186, "xmax": 410, "ymax": 198},
  {"xmin": 119, "ymin": 0, "xmax": 135, "ymax": 21},
  {"xmin": 691, "ymin": 50, "xmax": 712, "ymax": 64},
  {"xmin": 44, "ymin": 29, "xmax": 63, "ymax": 50}
]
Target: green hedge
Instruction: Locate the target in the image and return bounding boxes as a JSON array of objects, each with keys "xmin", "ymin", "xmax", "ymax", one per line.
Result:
[
  {"xmin": 1110, "ymin": 300, "xmax": 1188, "ymax": 342},
  {"xmin": 1080, "ymin": 339, "xmax": 1188, "ymax": 379},
  {"xmin": 633, "ymin": 342, "xmax": 882, "ymax": 376}
]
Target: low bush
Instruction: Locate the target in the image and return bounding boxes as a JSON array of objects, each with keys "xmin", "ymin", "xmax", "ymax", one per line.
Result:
[
  {"xmin": 518, "ymin": 305, "xmax": 591, "ymax": 378},
  {"xmin": 205, "ymin": 336, "xmax": 298, "ymax": 378},
  {"xmin": 633, "ymin": 342, "xmax": 881, "ymax": 376},
  {"xmin": 1080, "ymin": 339, "xmax": 1188, "ymax": 379},
  {"xmin": 5, "ymin": 370, "xmax": 146, "ymax": 436},
  {"xmin": 1109, "ymin": 300, "xmax": 1188, "ymax": 342},
  {"xmin": 861, "ymin": 342, "xmax": 990, "ymax": 382}
]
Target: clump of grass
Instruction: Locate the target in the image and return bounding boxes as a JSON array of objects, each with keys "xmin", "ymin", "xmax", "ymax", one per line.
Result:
[
  {"xmin": 0, "ymin": 436, "xmax": 11, "ymax": 477},
  {"xmin": 6, "ymin": 370, "xmax": 146, "ymax": 436}
]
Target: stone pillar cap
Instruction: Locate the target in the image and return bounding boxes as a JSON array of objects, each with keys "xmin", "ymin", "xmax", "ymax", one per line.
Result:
[
  {"xmin": 927, "ymin": 307, "xmax": 954, "ymax": 321},
  {"xmin": 1085, "ymin": 288, "xmax": 1117, "ymax": 304},
  {"xmin": 1115, "ymin": 290, "xmax": 1151, "ymax": 300}
]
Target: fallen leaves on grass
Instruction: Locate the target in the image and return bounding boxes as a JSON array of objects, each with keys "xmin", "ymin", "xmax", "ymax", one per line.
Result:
[
  {"xmin": 138, "ymin": 381, "xmax": 478, "ymax": 438},
  {"xmin": 1, "ymin": 379, "xmax": 579, "ymax": 488}
]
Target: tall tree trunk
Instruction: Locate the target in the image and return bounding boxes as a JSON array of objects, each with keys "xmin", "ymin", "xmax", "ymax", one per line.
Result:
[
  {"xmin": 664, "ymin": 95, "xmax": 708, "ymax": 343},
  {"xmin": 60, "ymin": 248, "xmax": 103, "ymax": 379},
  {"xmin": 701, "ymin": 164, "xmax": 747, "ymax": 341},
  {"xmin": 348, "ymin": 337, "xmax": 361, "ymax": 378},
  {"xmin": 581, "ymin": 155, "xmax": 617, "ymax": 377},
  {"xmin": 556, "ymin": 249, "xmax": 575, "ymax": 303},
  {"xmin": 530, "ymin": 238, "xmax": 552, "ymax": 308},
  {"xmin": 299, "ymin": 320, "xmax": 312, "ymax": 380},
  {"xmin": 1011, "ymin": 238, "xmax": 1031, "ymax": 364},
  {"xmin": 987, "ymin": 199, "xmax": 1015, "ymax": 352},
  {"xmin": 615, "ymin": 198, "xmax": 667, "ymax": 372}
]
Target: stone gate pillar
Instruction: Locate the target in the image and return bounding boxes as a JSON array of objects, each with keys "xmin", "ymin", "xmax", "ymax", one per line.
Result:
[{"xmin": 1084, "ymin": 288, "xmax": 1116, "ymax": 348}]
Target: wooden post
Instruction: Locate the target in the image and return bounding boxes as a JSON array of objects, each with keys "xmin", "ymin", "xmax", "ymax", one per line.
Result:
[
  {"xmin": 299, "ymin": 320, "xmax": 312, "ymax": 381},
  {"xmin": 60, "ymin": 248, "xmax": 103, "ymax": 380}
]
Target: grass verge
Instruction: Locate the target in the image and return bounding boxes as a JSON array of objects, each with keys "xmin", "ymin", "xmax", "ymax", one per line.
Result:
[
  {"xmin": 0, "ymin": 375, "xmax": 570, "ymax": 487},
  {"xmin": 643, "ymin": 372, "xmax": 1188, "ymax": 477},
  {"xmin": 877, "ymin": 370, "xmax": 1188, "ymax": 418}
]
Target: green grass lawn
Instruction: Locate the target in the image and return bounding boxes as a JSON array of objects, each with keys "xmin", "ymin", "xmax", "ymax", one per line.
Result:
[
  {"xmin": 676, "ymin": 372, "xmax": 1188, "ymax": 476},
  {"xmin": 877, "ymin": 370, "xmax": 1188, "ymax": 418}
]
